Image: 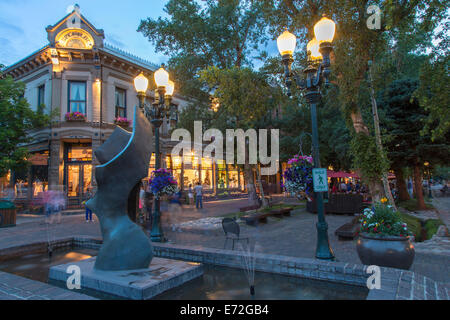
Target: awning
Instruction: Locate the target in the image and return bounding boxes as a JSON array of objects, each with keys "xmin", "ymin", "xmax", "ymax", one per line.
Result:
[{"xmin": 327, "ymin": 170, "xmax": 359, "ymax": 179}]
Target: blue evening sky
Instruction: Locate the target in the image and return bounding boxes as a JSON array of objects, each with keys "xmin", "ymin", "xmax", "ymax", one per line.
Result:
[
  {"xmin": 0, "ymin": 0, "xmax": 280, "ymax": 69},
  {"xmin": 0, "ymin": 0, "xmax": 172, "ymax": 67}
]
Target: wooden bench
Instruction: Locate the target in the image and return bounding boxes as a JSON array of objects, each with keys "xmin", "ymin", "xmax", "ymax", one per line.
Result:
[
  {"xmin": 269, "ymin": 207, "xmax": 293, "ymax": 218},
  {"xmin": 240, "ymin": 205, "xmax": 261, "ymax": 212},
  {"xmin": 241, "ymin": 212, "xmax": 271, "ymax": 226},
  {"xmin": 335, "ymin": 217, "xmax": 361, "ymax": 240}
]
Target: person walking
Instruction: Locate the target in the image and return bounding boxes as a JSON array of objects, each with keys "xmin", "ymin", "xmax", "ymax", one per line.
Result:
[
  {"xmin": 84, "ymin": 188, "xmax": 94, "ymax": 223},
  {"xmin": 331, "ymin": 182, "xmax": 338, "ymax": 194},
  {"xmin": 407, "ymin": 179, "xmax": 413, "ymax": 198},
  {"xmin": 188, "ymin": 184, "xmax": 194, "ymax": 205},
  {"xmin": 340, "ymin": 181, "xmax": 347, "ymax": 193},
  {"xmin": 194, "ymin": 182, "xmax": 203, "ymax": 209}
]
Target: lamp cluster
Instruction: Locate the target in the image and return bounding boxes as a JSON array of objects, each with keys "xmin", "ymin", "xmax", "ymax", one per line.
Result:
[
  {"xmin": 133, "ymin": 65, "xmax": 176, "ymax": 121},
  {"xmin": 277, "ymin": 16, "xmax": 336, "ymax": 97}
]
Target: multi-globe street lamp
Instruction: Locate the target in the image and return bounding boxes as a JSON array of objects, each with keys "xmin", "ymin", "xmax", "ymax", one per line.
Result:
[
  {"xmin": 277, "ymin": 15, "xmax": 336, "ymax": 260},
  {"xmin": 134, "ymin": 65, "xmax": 174, "ymax": 242}
]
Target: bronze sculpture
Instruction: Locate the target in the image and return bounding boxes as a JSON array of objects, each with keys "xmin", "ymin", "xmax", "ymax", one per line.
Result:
[{"xmin": 86, "ymin": 106, "xmax": 153, "ymax": 271}]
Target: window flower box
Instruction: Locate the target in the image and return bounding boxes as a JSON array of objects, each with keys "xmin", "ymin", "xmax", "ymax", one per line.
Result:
[
  {"xmin": 65, "ymin": 112, "xmax": 86, "ymax": 122},
  {"xmin": 114, "ymin": 117, "xmax": 132, "ymax": 128}
]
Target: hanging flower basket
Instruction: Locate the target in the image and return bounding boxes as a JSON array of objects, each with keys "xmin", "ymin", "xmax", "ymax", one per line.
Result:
[
  {"xmin": 148, "ymin": 168, "xmax": 178, "ymax": 199},
  {"xmin": 65, "ymin": 112, "xmax": 86, "ymax": 122},
  {"xmin": 282, "ymin": 155, "xmax": 314, "ymax": 199},
  {"xmin": 114, "ymin": 117, "xmax": 132, "ymax": 128}
]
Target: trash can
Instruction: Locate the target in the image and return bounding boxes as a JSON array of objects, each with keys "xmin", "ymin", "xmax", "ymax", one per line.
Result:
[{"xmin": 0, "ymin": 200, "xmax": 16, "ymax": 228}]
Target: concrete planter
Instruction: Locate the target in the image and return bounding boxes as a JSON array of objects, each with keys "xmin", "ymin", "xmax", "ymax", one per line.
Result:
[{"xmin": 357, "ymin": 233, "xmax": 415, "ymax": 270}]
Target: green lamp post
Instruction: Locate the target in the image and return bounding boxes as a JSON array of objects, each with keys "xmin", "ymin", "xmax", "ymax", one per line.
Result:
[
  {"xmin": 134, "ymin": 65, "xmax": 175, "ymax": 242},
  {"xmin": 277, "ymin": 16, "xmax": 336, "ymax": 260}
]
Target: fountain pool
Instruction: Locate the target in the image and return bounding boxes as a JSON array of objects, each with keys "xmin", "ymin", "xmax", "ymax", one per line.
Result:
[{"xmin": 0, "ymin": 248, "xmax": 368, "ymax": 300}]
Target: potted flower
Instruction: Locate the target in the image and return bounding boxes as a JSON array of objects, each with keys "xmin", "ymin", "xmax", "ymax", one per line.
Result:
[
  {"xmin": 148, "ymin": 168, "xmax": 178, "ymax": 199},
  {"xmin": 114, "ymin": 117, "xmax": 132, "ymax": 128},
  {"xmin": 282, "ymin": 154, "xmax": 314, "ymax": 200},
  {"xmin": 356, "ymin": 198, "xmax": 415, "ymax": 270},
  {"xmin": 65, "ymin": 112, "xmax": 86, "ymax": 122}
]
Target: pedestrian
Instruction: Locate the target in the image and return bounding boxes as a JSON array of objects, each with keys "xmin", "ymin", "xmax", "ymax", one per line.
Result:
[
  {"xmin": 188, "ymin": 184, "xmax": 194, "ymax": 205},
  {"xmin": 170, "ymin": 189, "xmax": 183, "ymax": 207},
  {"xmin": 84, "ymin": 188, "xmax": 94, "ymax": 223},
  {"xmin": 340, "ymin": 181, "xmax": 347, "ymax": 193},
  {"xmin": 331, "ymin": 183, "xmax": 338, "ymax": 194},
  {"xmin": 347, "ymin": 181, "xmax": 353, "ymax": 193},
  {"xmin": 194, "ymin": 182, "xmax": 203, "ymax": 209},
  {"xmin": 407, "ymin": 179, "xmax": 413, "ymax": 198}
]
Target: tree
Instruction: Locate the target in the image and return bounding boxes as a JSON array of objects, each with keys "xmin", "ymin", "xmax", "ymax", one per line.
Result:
[
  {"xmin": 0, "ymin": 75, "xmax": 50, "ymax": 178},
  {"xmin": 414, "ymin": 53, "xmax": 450, "ymax": 141},
  {"xmin": 139, "ymin": 0, "xmax": 280, "ymax": 206},
  {"xmin": 265, "ymin": 0, "xmax": 448, "ymax": 201},
  {"xmin": 380, "ymin": 78, "xmax": 450, "ymax": 210}
]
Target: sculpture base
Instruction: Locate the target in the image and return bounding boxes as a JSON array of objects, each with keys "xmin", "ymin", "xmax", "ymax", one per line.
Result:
[{"xmin": 49, "ymin": 257, "xmax": 203, "ymax": 300}]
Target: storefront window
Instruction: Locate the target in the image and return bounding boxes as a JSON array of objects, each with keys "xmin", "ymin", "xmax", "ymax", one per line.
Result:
[
  {"xmin": 184, "ymin": 168, "xmax": 199, "ymax": 189},
  {"xmin": 228, "ymin": 165, "xmax": 240, "ymax": 189},
  {"xmin": 32, "ymin": 166, "xmax": 48, "ymax": 198},
  {"xmin": 201, "ymin": 169, "xmax": 213, "ymax": 190},
  {"xmin": 68, "ymin": 146, "xmax": 92, "ymax": 162},
  {"xmin": 172, "ymin": 156, "xmax": 182, "ymax": 170},
  {"xmin": 0, "ymin": 171, "xmax": 12, "ymax": 199},
  {"xmin": 217, "ymin": 160, "xmax": 227, "ymax": 189}
]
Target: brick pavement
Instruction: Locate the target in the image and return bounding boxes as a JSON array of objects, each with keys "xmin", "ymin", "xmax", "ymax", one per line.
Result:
[
  {"xmin": 0, "ymin": 271, "xmax": 95, "ymax": 300},
  {"xmin": 1, "ymin": 197, "xmax": 449, "ymax": 287}
]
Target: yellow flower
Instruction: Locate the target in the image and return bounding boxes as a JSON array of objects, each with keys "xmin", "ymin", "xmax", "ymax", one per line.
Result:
[{"xmin": 381, "ymin": 197, "xmax": 388, "ymax": 204}]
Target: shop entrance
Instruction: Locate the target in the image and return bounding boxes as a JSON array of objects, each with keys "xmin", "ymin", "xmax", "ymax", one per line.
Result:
[{"xmin": 64, "ymin": 143, "xmax": 93, "ymax": 208}]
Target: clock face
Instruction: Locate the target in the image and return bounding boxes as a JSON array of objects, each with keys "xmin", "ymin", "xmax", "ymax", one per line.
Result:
[{"xmin": 55, "ymin": 29, "xmax": 94, "ymax": 49}]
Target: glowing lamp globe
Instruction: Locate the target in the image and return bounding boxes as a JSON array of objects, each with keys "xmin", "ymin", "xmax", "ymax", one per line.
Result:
[
  {"xmin": 307, "ymin": 38, "xmax": 322, "ymax": 60},
  {"xmin": 154, "ymin": 67, "xmax": 170, "ymax": 88},
  {"xmin": 166, "ymin": 80, "xmax": 175, "ymax": 96},
  {"xmin": 314, "ymin": 17, "xmax": 336, "ymax": 43},
  {"xmin": 277, "ymin": 30, "xmax": 297, "ymax": 56},
  {"xmin": 134, "ymin": 73, "xmax": 149, "ymax": 93}
]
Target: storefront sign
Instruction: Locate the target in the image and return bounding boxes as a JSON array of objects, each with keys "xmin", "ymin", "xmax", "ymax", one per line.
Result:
[{"xmin": 30, "ymin": 153, "xmax": 48, "ymax": 166}]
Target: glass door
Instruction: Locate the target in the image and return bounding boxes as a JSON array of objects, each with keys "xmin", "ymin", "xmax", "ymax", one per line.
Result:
[
  {"xmin": 67, "ymin": 164, "xmax": 81, "ymax": 198},
  {"xmin": 81, "ymin": 164, "xmax": 92, "ymax": 201},
  {"xmin": 66, "ymin": 164, "xmax": 92, "ymax": 207}
]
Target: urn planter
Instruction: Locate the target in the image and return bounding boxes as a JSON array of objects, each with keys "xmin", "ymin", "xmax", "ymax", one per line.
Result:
[{"xmin": 356, "ymin": 233, "xmax": 415, "ymax": 270}]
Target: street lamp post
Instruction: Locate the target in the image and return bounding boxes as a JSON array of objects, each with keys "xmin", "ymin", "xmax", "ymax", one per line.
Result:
[
  {"xmin": 277, "ymin": 16, "xmax": 336, "ymax": 260},
  {"xmin": 134, "ymin": 65, "xmax": 174, "ymax": 243}
]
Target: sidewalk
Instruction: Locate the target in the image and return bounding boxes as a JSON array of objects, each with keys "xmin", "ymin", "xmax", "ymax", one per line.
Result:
[
  {"xmin": 432, "ymin": 197, "xmax": 450, "ymax": 230},
  {"xmin": 2, "ymin": 198, "xmax": 449, "ymax": 284}
]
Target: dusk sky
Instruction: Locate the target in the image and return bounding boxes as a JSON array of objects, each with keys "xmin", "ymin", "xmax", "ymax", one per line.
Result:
[
  {"xmin": 0, "ymin": 0, "xmax": 172, "ymax": 67},
  {"xmin": 0, "ymin": 0, "xmax": 279, "ymax": 69}
]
